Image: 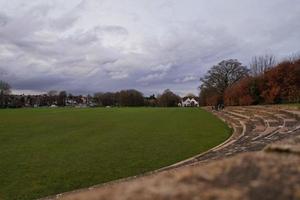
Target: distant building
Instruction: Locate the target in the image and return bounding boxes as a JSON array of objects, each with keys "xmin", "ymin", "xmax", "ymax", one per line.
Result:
[{"xmin": 179, "ymin": 96, "xmax": 199, "ymax": 107}]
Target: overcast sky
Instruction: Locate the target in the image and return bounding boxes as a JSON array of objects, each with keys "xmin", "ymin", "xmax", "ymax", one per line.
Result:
[{"xmin": 0, "ymin": 0, "xmax": 299, "ymax": 96}]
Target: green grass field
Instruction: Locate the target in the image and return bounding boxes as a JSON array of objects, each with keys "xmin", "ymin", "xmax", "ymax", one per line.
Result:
[
  {"xmin": 0, "ymin": 108, "xmax": 231, "ymax": 200},
  {"xmin": 285, "ymin": 103, "xmax": 300, "ymax": 109},
  {"xmin": 272, "ymin": 103, "xmax": 300, "ymax": 110}
]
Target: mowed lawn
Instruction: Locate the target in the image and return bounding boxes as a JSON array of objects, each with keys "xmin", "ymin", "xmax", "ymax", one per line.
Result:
[
  {"xmin": 0, "ymin": 108, "xmax": 231, "ymax": 200},
  {"xmin": 285, "ymin": 103, "xmax": 300, "ymax": 109}
]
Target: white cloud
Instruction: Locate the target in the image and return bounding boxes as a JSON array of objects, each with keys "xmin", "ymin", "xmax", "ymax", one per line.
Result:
[
  {"xmin": 138, "ymin": 73, "xmax": 166, "ymax": 83},
  {"xmin": 175, "ymin": 75, "xmax": 198, "ymax": 83}
]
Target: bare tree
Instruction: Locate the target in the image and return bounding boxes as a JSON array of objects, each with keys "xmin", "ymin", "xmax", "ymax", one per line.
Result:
[
  {"xmin": 0, "ymin": 80, "xmax": 11, "ymax": 108},
  {"xmin": 200, "ymin": 59, "xmax": 249, "ymax": 95},
  {"xmin": 47, "ymin": 90, "xmax": 58, "ymax": 96},
  {"xmin": 0, "ymin": 80, "xmax": 11, "ymax": 95},
  {"xmin": 285, "ymin": 53, "xmax": 300, "ymax": 63},
  {"xmin": 250, "ymin": 54, "xmax": 276, "ymax": 76},
  {"xmin": 94, "ymin": 92, "xmax": 117, "ymax": 106},
  {"xmin": 118, "ymin": 89, "xmax": 144, "ymax": 106},
  {"xmin": 58, "ymin": 91, "xmax": 67, "ymax": 106},
  {"xmin": 47, "ymin": 90, "xmax": 58, "ymax": 105},
  {"xmin": 158, "ymin": 89, "xmax": 181, "ymax": 107}
]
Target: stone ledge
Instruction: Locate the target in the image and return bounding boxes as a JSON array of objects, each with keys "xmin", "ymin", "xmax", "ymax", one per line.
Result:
[{"xmin": 264, "ymin": 135, "xmax": 300, "ymax": 155}]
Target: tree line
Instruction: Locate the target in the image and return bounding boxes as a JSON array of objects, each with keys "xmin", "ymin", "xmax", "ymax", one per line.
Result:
[
  {"xmin": 94, "ymin": 89, "xmax": 181, "ymax": 107},
  {"xmin": 199, "ymin": 55, "xmax": 300, "ymax": 106},
  {"xmin": 0, "ymin": 83, "xmax": 182, "ymax": 108},
  {"xmin": 2, "ymin": 53, "xmax": 299, "ymax": 108}
]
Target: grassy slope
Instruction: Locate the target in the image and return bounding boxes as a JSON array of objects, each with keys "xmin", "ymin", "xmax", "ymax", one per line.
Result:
[{"xmin": 0, "ymin": 108, "xmax": 231, "ymax": 200}]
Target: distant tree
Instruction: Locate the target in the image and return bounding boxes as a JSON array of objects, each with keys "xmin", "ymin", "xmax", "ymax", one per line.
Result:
[
  {"xmin": 250, "ymin": 54, "xmax": 276, "ymax": 76},
  {"xmin": 47, "ymin": 90, "xmax": 58, "ymax": 105},
  {"xmin": 0, "ymin": 80, "xmax": 11, "ymax": 95},
  {"xmin": 27, "ymin": 95, "xmax": 38, "ymax": 107},
  {"xmin": 118, "ymin": 89, "xmax": 144, "ymax": 106},
  {"xmin": 149, "ymin": 94, "xmax": 156, "ymax": 99},
  {"xmin": 67, "ymin": 93, "xmax": 74, "ymax": 106},
  {"xmin": 285, "ymin": 53, "xmax": 300, "ymax": 64},
  {"xmin": 87, "ymin": 94, "xmax": 92, "ymax": 105},
  {"xmin": 94, "ymin": 92, "xmax": 104, "ymax": 106},
  {"xmin": 158, "ymin": 89, "xmax": 181, "ymax": 107},
  {"xmin": 58, "ymin": 91, "xmax": 67, "ymax": 106},
  {"xmin": 47, "ymin": 90, "xmax": 58, "ymax": 96},
  {"xmin": 0, "ymin": 80, "xmax": 11, "ymax": 108},
  {"xmin": 38, "ymin": 95, "xmax": 48, "ymax": 107},
  {"xmin": 94, "ymin": 92, "xmax": 117, "ymax": 106},
  {"xmin": 200, "ymin": 59, "xmax": 249, "ymax": 105},
  {"xmin": 144, "ymin": 94, "xmax": 158, "ymax": 107}
]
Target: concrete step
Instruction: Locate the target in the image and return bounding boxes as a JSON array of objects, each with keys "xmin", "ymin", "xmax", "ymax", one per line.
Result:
[
  {"xmin": 252, "ymin": 127, "xmax": 279, "ymax": 141},
  {"xmin": 284, "ymin": 119, "xmax": 298, "ymax": 127},
  {"xmin": 223, "ymin": 110, "xmax": 251, "ymax": 120}
]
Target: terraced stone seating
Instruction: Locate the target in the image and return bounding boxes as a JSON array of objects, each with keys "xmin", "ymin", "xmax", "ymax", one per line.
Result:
[{"xmin": 184, "ymin": 106, "xmax": 300, "ymax": 163}]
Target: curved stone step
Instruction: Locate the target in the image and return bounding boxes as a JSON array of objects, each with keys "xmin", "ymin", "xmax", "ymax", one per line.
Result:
[{"xmin": 223, "ymin": 110, "xmax": 251, "ymax": 120}]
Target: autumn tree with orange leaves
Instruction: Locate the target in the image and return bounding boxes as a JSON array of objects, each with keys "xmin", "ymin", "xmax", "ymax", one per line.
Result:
[
  {"xmin": 200, "ymin": 57, "xmax": 300, "ymax": 106},
  {"xmin": 224, "ymin": 59, "xmax": 300, "ymax": 106}
]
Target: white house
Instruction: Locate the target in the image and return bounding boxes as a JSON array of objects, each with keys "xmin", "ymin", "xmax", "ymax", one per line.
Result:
[{"xmin": 179, "ymin": 97, "xmax": 199, "ymax": 107}]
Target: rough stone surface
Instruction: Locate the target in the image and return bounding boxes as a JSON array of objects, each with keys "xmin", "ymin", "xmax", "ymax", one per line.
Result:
[{"xmin": 43, "ymin": 106, "xmax": 300, "ymax": 200}]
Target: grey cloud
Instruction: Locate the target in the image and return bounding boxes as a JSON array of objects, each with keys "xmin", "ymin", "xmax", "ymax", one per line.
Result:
[
  {"xmin": 94, "ymin": 26, "xmax": 129, "ymax": 35},
  {"xmin": 0, "ymin": 13, "xmax": 8, "ymax": 26},
  {"xmin": 12, "ymin": 76, "xmax": 68, "ymax": 91},
  {"xmin": 50, "ymin": 15, "xmax": 79, "ymax": 31},
  {"xmin": 138, "ymin": 73, "xmax": 167, "ymax": 84},
  {"xmin": 0, "ymin": 0, "xmax": 299, "ymax": 96}
]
